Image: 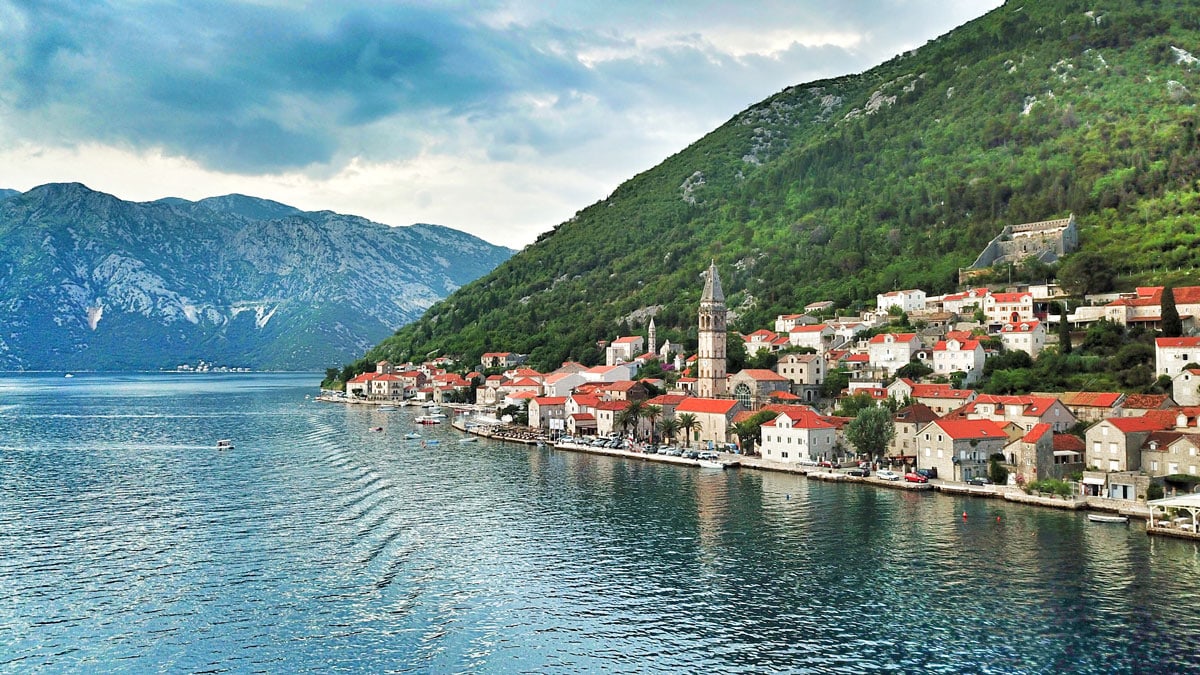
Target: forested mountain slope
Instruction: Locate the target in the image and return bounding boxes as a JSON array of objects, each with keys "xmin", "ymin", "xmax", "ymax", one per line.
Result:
[{"xmin": 369, "ymin": 0, "xmax": 1200, "ymax": 371}]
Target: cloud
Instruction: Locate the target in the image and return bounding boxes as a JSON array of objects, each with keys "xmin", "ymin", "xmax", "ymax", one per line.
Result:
[{"xmin": 0, "ymin": 0, "xmax": 1003, "ymax": 247}]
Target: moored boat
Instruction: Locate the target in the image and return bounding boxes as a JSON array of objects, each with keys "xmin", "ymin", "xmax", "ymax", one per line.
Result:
[
  {"xmin": 698, "ymin": 459, "xmax": 726, "ymax": 470},
  {"xmin": 414, "ymin": 416, "xmax": 441, "ymax": 424},
  {"xmin": 1087, "ymin": 513, "xmax": 1129, "ymax": 524}
]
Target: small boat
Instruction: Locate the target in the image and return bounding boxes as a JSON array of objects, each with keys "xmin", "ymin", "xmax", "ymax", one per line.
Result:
[
  {"xmin": 64, "ymin": 373, "xmax": 74, "ymax": 378},
  {"xmin": 414, "ymin": 416, "xmax": 441, "ymax": 424},
  {"xmin": 459, "ymin": 437, "xmax": 478, "ymax": 444},
  {"xmin": 698, "ymin": 459, "xmax": 726, "ymax": 470},
  {"xmin": 1088, "ymin": 513, "xmax": 1129, "ymax": 524},
  {"xmin": 378, "ymin": 405, "xmax": 397, "ymax": 412},
  {"xmin": 370, "ymin": 426, "xmax": 384, "ymax": 432},
  {"xmin": 403, "ymin": 432, "xmax": 421, "ymax": 440},
  {"xmin": 216, "ymin": 439, "xmax": 234, "ymax": 450}
]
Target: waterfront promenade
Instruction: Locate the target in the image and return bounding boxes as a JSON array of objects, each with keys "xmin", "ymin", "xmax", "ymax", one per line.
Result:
[{"xmin": 449, "ymin": 417, "xmax": 1174, "ymax": 522}]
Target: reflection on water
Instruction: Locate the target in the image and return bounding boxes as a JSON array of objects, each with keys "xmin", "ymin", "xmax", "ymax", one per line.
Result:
[{"xmin": 1, "ymin": 373, "xmax": 1198, "ymax": 673}]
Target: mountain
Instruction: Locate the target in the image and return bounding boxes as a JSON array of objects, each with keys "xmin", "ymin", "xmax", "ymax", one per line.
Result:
[
  {"xmin": 0, "ymin": 183, "xmax": 514, "ymax": 371},
  {"xmin": 366, "ymin": 0, "xmax": 1200, "ymax": 372}
]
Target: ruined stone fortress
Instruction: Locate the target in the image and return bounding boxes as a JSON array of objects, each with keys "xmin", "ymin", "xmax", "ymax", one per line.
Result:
[{"xmin": 960, "ymin": 214, "xmax": 1079, "ymax": 283}]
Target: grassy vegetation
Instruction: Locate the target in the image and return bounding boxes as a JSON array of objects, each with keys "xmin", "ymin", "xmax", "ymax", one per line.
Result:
[{"xmin": 358, "ymin": 0, "xmax": 1200, "ymax": 374}]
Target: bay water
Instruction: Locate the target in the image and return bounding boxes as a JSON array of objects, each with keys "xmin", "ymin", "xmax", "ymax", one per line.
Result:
[{"xmin": 1, "ymin": 374, "xmax": 1198, "ymax": 673}]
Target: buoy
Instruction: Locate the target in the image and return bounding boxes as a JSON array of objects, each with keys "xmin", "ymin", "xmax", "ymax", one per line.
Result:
[
  {"xmin": 962, "ymin": 511, "xmax": 968, "ymax": 520},
  {"xmin": 996, "ymin": 516, "xmax": 1001, "ymax": 522}
]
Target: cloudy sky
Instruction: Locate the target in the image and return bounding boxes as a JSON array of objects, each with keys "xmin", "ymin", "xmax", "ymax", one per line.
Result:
[{"xmin": 0, "ymin": 1, "xmax": 1002, "ymax": 248}]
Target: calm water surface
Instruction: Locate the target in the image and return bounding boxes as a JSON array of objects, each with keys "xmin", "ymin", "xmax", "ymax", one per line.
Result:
[{"xmin": 1, "ymin": 374, "xmax": 1198, "ymax": 673}]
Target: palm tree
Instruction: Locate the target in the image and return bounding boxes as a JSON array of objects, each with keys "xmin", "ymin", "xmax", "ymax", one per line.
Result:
[
  {"xmin": 658, "ymin": 417, "xmax": 680, "ymax": 447},
  {"xmin": 642, "ymin": 405, "xmax": 662, "ymax": 443},
  {"xmin": 615, "ymin": 408, "xmax": 637, "ymax": 437},
  {"xmin": 677, "ymin": 413, "xmax": 699, "ymax": 448},
  {"xmin": 623, "ymin": 399, "xmax": 646, "ymax": 440}
]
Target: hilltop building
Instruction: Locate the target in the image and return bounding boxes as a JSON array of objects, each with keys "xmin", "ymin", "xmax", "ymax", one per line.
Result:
[{"xmin": 961, "ymin": 214, "xmax": 1078, "ymax": 283}]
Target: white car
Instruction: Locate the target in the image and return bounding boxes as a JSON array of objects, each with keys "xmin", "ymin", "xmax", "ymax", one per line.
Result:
[{"xmin": 876, "ymin": 469, "xmax": 901, "ymax": 481}]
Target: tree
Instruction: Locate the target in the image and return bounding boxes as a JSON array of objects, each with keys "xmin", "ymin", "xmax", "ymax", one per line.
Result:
[
  {"xmin": 642, "ymin": 405, "xmax": 663, "ymax": 443},
  {"xmin": 677, "ymin": 413, "xmax": 699, "ymax": 448},
  {"xmin": 732, "ymin": 410, "xmax": 777, "ymax": 455},
  {"xmin": 989, "ymin": 453, "xmax": 1010, "ymax": 486},
  {"xmin": 845, "ymin": 406, "xmax": 895, "ymax": 465},
  {"xmin": 836, "ymin": 392, "xmax": 877, "ymax": 417},
  {"xmin": 1058, "ymin": 302, "xmax": 1072, "ymax": 354},
  {"xmin": 895, "ymin": 359, "xmax": 934, "ymax": 380},
  {"xmin": 622, "ymin": 399, "xmax": 646, "ymax": 438},
  {"xmin": 1162, "ymin": 285, "xmax": 1183, "ymax": 338},
  {"xmin": 1058, "ymin": 252, "xmax": 1115, "ymax": 296},
  {"xmin": 658, "ymin": 417, "xmax": 680, "ymax": 446}
]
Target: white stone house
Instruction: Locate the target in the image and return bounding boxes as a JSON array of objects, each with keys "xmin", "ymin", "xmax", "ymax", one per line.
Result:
[
  {"xmin": 1000, "ymin": 320, "xmax": 1046, "ymax": 358},
  {"xmin": 774, "ymin": 314, "xmax": 818, "ymax": 333},
  {"xmin": 984, "ymin": 292, "xmax": 1035, "ymax": 324},
  {"xmin": 932, "ymin": 337, "xmax": 985, "ymax": 384},
  {"xmin": 867, "ymin": 333, "xmax": 921, "ymax": 376},
  {"xmin": 758, "ymin": 408, "xmax": 837, "ymax": 464},
  {"xmin": 1172, "ymin": 368, "xmax": 1200, "ymax": 407},
  {"xmin": 1156, "ymin": 337, "xmax": 1200, "ymax": 378},
  {"xmin": 605, "ymin": 336, "xmax": 644, "ymax": 366},
  {"xmin": 876, "ymin": 289, "xmax": 927, "ymax": 313},
  {"xmin": 788, "ymin": 324, "xmax": 834, "ymax": 353}
]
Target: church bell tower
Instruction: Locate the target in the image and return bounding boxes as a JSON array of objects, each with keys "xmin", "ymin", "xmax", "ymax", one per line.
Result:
[{"xmin": 696, "ymin": 261, "xmax": 727, "ymax": 397}]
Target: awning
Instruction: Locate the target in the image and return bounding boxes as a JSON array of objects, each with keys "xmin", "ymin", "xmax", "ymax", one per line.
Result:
[
  {"xmin": 1054, "ymin": 450, "xmax": 1081, "ymax": 458},
  {"xmin": 1082, "ymin": 477, "xmax": 1106, "ymax": 485}
]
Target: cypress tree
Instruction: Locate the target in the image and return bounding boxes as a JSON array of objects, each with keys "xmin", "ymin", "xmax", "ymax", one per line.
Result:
[
  {"xmin": 1162, "ymin": 286, "xmax": 1183, "ymax": 338},
  {"xmin": 1058, "ymin": 302, "xmax": 1072, "ymax": 354}
]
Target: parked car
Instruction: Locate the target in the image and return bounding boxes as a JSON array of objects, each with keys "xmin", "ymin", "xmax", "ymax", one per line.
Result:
[
  {"xmin": 876, "ymin": 469, "xmax": 900, "ymax": 481},
  {"xmin": 845, "ymin": 467, "xmax": 869, "ymax": 477},
  {"xmin": 967, "ymin": 476, "xmax": 993, "ymax": 486},
  {"xmin": 916, "ymin": 468, "xmax": 937, "ymax": 480},
  {"xmin": 904, "ymin": 472, "xmax": 929, "ymax": 483},
  {"xmin": 818, "ymin": 460, "xmax": 835, "ymax": 468}
]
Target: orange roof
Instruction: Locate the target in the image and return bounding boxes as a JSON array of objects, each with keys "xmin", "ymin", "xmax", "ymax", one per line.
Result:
[
  {"xmin": 1002, "ymin": 321, "xmax": 1041, "ymax": 333},
  {"xmin": 763, "ymin": 408, "xmax": 836, "ymax": 429},
  {"xmin": 1022, "ymin": 423, "xmax": 1053, "ymax": 443},
  {"xmin": 910, "ymin": 384, "xmax": 974, "ymax": 399},
  {"xmin": 676, "ymin": 398, "xmax": 739, "ymax": 415},
  {"xmin": 1107, "ymin": 416, "xmax": 1173, "ymax": 433},
  {"xmin": 868, "ymin": 332, "xmax": 918, "ymax": 344},
  {"xmin": 594, "ymin": 401, "xmax": 627, "ymax": 411},
  {"xmin": 737, "ymin": 368, "xmax": 789, "ymax": 381},
  {"xmin": 1156, "ymin": 337, "xmax": 1200, "ymax": 348},
  {"xmin": 769, "ymin": 391, "xmax": 801, "ymax": 400},
  {"xmin": 1053, "ymin": 434, "xmax": 1085, "ymax": 452},
  {"xmin": 934, "ymin": 339, "xmax": 981, "ymax": 351},
  {"xmin": 533, "ymin": 397, "xmax": 567, "ymax": 405},
  {"xmin": 613, "ymin": 336, "xmax": 643, "ymax": 344},
  {"xmin": 1124, "ymin": 394, "xmax": 1171, "ymax": 410},
  {"xmin": 646, "ymin": 394, "xmax": 690, "ymax": 406},
  {"xmin": 1058, "ymin": 391, "xmax": 1123, "ymax": 407},
  {"xmin": 790, "ymin": 324, "xmax": 831, "ymax": 333},
  {"xmin": 933, "ymin": 419, "xmax": 1010, "ymax": 440}
]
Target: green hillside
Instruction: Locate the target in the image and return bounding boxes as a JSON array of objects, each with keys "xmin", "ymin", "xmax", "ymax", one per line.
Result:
[{"xmin": 366, "ymin": 0, "xmax": 1200, "ymax": 372}]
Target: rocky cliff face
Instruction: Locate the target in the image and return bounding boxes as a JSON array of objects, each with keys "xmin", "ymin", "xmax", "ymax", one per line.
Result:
[{"xmin": 0, "ymin": 183, "xmax": 513, "ymax": 370}]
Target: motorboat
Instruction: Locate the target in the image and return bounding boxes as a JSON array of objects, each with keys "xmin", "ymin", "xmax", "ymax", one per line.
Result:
[
  {"xmin": 414, "ymin": 416, "xmax": 441, "ymax": 425},
  {"xmin": 216, "ymin": 439, "xmax": 234, "ymax": 450},
  {"xmin": 1087, "ymin": 513, "xmax": 1129, "ymax": 524},
  {"xmin": 403, "ymin": 432, "xmax": 422, "ymax": 440},
  {"xmin": 698, "ymin": 459, "xmax": 726, "ymax": 470},
  {"xmin": 459, "ymin": 437, "xmax": 478, "ymax": 443}
]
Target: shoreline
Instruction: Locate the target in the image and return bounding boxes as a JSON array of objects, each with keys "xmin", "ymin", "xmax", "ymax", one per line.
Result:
[{"xmin": 448, "ymin": 416, "xmax": 1167, "ymax": 523}]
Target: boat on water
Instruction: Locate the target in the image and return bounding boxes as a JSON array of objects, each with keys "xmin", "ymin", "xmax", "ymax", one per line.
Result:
[
  {"xmin": 378, "ymin": 405, "xmax": 397, "ymax": 412},
  {"xmin": 403, "ymin": 432, "xmax": 422, "ymax": 440},
  {"xmin": 698, "ymin": 459, "xmax": 726, "ymax": 470},
  {"xmin": 370, "ymin": 426, "xmax": 384, "ymax": 432},
  {"xmin": 1088, "ymin": 513, "xmax": 1129, "ymax": 524},
  {"xmin": 459, "ymin": 437, "xmax": 478, "ymax": 443},
  {"xmin": 414, "ymin": 416, "xmax": 441, "ymax": 425},
  {"xmin": 216, "ymin": 439, "xmax": 234, "ymax": 450},
  {"xmin": 64, "ymin": 373, "xmax": 74, "ymax": 378}
]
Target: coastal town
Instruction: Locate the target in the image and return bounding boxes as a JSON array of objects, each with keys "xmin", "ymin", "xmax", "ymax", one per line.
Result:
[{"xmin": 324, "ymin": 216, "xmax": 1200, "ymax": 540}]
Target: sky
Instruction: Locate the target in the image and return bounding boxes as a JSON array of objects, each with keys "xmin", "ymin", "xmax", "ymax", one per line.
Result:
[{"xmin": 0, "ymin": 1, "xmax": 1003, "ymax": 249}]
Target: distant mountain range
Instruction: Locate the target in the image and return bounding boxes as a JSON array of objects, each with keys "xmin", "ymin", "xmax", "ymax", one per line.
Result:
[
  {"xmin": 368, "ymin": 0, "xmax": 1200, "ymax": 372},
  {"xmin": 0, "ymin": 183, "xmax": 514, "ymax": 371}
]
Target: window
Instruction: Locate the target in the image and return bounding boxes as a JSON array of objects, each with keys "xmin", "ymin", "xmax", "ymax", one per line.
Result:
[
  {"xmin": 1151, "ymin": 461, "xmax": 1159, "ymax": 472},
  {"xmin": 781, "ymin": 451, "xmax": 789, "ymax": 459},
  {"xmin": 1109, "ymin": 442, "xmax": 1118, "ymax": 455}
]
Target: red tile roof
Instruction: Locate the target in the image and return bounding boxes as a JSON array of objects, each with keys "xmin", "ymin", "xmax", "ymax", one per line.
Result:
[
  {"xmin": 737, "ymin": 368, "xmax": 789, "ymax": 382},
  {"xmin": 1106, "ymin": 416, "xmax": 1174, "ymax": 433},
  {"xmin": 1022, "ymin": 423, "xmax": 1053, "ymax": 443},
  {"xmin": 1124, "ymin": 394, "xmax": 1171, "ymax": 410},
  {"xmin": 676, "ymin": 398, "xmax": 740, "ymax": 415},
  {"xmin": 1156, "ymin": 337, "xmax": 1200, "ymax": 348},
  {"xmin": 868, "ymin": 332, "xmax": 918, "ymax": 344},
  {"xmin": 911, "ymin": 384, "xmax": 975, "ymax": 400},
  {"xmin": 533, "ymin": 397, "xmax": 567, "ymax": 405},
  {"xmin": 1052, "ymin": 434, "xmax": 1085, "ymax": 452},
  {"xmin": 933, "ymin": 419, "xmax": 1010, "ymax": 440},
  {"xmin": 763, "ymin": 408, "xmax": 836, "ymax": 429},
  {"xmin": 646, "ymin": 394, "xmax": 690, "ymax": 406},
  {"xmin": 1058, "ymin": 391, "xmax": 1123, "ymax": 408}
]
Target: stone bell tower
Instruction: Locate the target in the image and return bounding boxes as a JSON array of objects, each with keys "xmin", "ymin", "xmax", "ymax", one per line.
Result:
[{"xmin": 696, "ymin": 260, "xmax": 727, "ymax": 398}]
